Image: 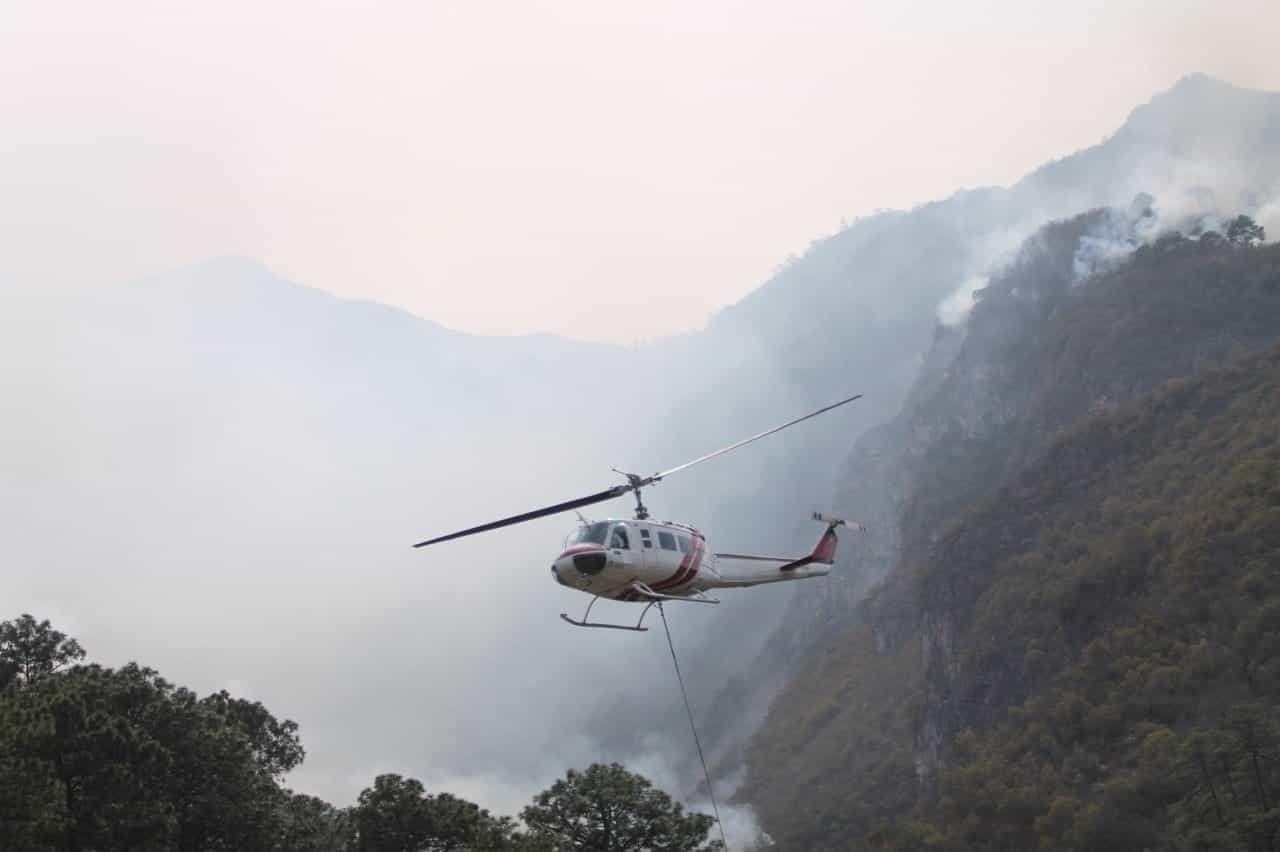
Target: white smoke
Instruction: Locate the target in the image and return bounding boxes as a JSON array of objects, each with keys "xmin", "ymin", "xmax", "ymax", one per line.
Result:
[
  {"xmin": 1071, "ymin": 182, "xmax": 1279, "ymax": 284},
  {"xmin": 936, "ymin": 275, "xmax": 989, "ymax": 327},
  {"xmin": 1257, "ymin": 197, "xmax": 1280, "ymax": 240},
  {"xmin": 935, "ymin": 223, "xmax": 1040, "ymax": 327},
  {"xmin": 935, "ymin": 119, "xmax": 1280, "ymax": 323},
  {"xmin": 1071, "ymin": 196, "xmax": 1156, "ymax": 282}
]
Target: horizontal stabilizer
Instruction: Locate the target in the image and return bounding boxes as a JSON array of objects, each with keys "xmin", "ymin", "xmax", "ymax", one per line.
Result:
[
  {"xmin": 715, "ymin": 513, "xmax": 859, "ymax": 573},
  {"xmin": 715, "ymin": 552, "xmax": 797, "ymax": 563}
]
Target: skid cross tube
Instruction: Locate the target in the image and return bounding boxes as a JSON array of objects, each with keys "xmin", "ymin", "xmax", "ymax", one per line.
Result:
[
  {"xmin": 628, "ymin": 582, "xmax": 720, "ymax": 604},
  {"xmin": 559, "ymin": 584, "xmax": 720, "ymax": 631}
]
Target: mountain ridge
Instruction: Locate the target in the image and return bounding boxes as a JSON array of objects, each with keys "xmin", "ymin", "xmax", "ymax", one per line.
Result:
[{"xmin": 741, "ymin": 219, "xmax": 1280, "ymax": 847}]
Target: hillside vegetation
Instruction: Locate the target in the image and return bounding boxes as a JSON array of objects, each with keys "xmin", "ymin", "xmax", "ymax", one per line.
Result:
[
  {"xmin": 903, "ymin": 345, "xmax": 1280, "ymax": 850},
  {"xmin": 744, "ymin": 230, "xmax": 1280, "ymax": 850}
]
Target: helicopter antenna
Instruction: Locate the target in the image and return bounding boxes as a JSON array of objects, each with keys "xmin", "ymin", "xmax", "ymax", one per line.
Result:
[{"xmin": 412, "ymin": 393, "xmax": 862, "ymax": 547}]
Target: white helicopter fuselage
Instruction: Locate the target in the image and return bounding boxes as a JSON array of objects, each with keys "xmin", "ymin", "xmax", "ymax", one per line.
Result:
[
  {"xmin": 414, "ymin": 393, "xmax": 864, "ymax": 630},
  {"xmin": 550, "ymin": 517, "xmax": 837, "ymax": 602}
]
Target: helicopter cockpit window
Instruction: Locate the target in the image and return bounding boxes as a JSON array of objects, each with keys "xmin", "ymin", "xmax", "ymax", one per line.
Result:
[
  {"xmin": 572, "ymin": 522, "xmax": 611, "ymax": 546},
  {"xmin": 610, "ymin": 526, "xmax": 630, "ymax": 550},
  {"xmin": 676, "ymin": 534, "xmax": 691, "ymax": 554},
  {"xmin": 657, "ymin": 531, "xmax": 678, "ymax": 551}
]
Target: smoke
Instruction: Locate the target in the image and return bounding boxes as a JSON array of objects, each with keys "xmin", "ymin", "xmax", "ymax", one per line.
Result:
[
  {"xmin": 708, "ymin": 803, "xmax": 772, "ymax": 850},
  {"xmin": 937, "ymin": 275, "xmax": 988, "ymax": 327},
  {"xmin": 940, "ymin": 151, "xmax": 1280, "ymax": 325},
  {"xmin": 621, "ymin": 746, "xmax": 770, "ymax": 851},
  {"xmin": 1070, "ymin": 180, "xmax": 1279, "ymax": 284},
  {"xmin": 1071, "ymin": 195, "xmax": 1156, "ymax": 281},
  {"xmin": 933, "ymin": 69, "xmax": 1280, "ymax": 326},
  {"xmin": 936, "ymin": 225, "xmax": 1038, "ymax": 327},
  {"xmin": 1256, "ymin": 197, "xmax": 1280, "ymax": 240}
]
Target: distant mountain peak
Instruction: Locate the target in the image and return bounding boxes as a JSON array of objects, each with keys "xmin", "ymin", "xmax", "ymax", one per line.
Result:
[
  {"xmin": 1168, "ymin": 71, "xmax": 1239, "ymax": 94},
  {"xmin": 134, "ymin": 255, "xmax": 289, "ymax": 294},
  {"xmin": 1116, "ymin": 72, "xmax": 1279, "ymax": 148},
  {"xmin": 183, "ymin": 255, "xmax": 283, "ymax": 284}
]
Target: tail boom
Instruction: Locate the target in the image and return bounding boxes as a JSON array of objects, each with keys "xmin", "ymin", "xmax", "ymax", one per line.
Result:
[{"xmin": 705, "ymin": 513, "xmax": 857, "ymax": 588}]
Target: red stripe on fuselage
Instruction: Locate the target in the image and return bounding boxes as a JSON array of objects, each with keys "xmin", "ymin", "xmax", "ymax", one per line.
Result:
[
  {"xmin": 558, "ymin": 544, "xmax": 605, "ymax": 559},
  {"xmin": 652, "ymin": 535, "xmax": 704, "ymax": 593},
  {"xmin": 652, "ymin": 539, "xmax": 691, "ymax": 588},
  {"xmin": 650, "ymin": 536, "xmax": 694, "ymax": 591}
]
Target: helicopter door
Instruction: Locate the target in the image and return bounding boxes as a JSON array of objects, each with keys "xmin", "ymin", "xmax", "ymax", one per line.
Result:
[{"xmin": 608, "ymin": 523, "xmax": 638, "ymax": 577}]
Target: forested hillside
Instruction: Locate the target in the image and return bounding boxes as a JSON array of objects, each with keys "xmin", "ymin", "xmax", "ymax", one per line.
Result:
[
  {"xmin": 674, "ymin": 75, "xmax": 1280, "ymax": 799},
  {"xmin": 898, "ymin": 332, "xmax": 1280, "ymax": 850},
  {"xmin": 743, "ymin": 224, "xmax": 1280, "ymax": 849}
]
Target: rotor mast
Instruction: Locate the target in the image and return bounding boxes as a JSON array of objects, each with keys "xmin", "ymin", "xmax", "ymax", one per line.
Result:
[{"xmin": 613, "ymin": 470, "xmax": 651, "ymax": 519}]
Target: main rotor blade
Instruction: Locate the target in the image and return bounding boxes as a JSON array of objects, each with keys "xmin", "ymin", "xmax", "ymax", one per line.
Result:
[
  {"xmin": 412, "ymin": 486, "xmax": 626, "ymax": 548},
  {"xmin": 649, "ymin": 393, "xmax": 863, "ymax": 483}
]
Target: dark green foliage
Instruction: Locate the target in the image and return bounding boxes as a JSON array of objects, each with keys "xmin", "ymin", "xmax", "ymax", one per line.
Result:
[
  {"xmin": 745, "ymin": 622, "xmax": 924, "ymax": 850},
  {"xmin": 200, "ymin": 689, "xmax": 305, "ymax": 778},
  {"xmin": 278, "ymin": 793, "xmax": 356, "ymax": 851},
  {"xmin": 0, "ymin": 615, "xmax": 712, "ymax": 851},
  {"xmin": 1228, "ymin": 214, "xmax": 1267, "ymax": 246},
  {"xmin": 0, "ymin": 658, "xmax": 297, "ymax": 850},
  {"xmin": 824, "ymin": 348, "xmax": 1280, "ymax": 851},
  {"xmin": 521, "ymin": 763, "xmax": 722, "ymax": 851},
  {"xmin": 745, "ymin": 227, "xmax": 1280, "ymax": 850},
  {"xmin": 0, "ymin": 613, "xmax": 85, "ymax": 689},
  {"xmin": 352, "ymin": 773, "xmax": 516, "ymax": 851}
]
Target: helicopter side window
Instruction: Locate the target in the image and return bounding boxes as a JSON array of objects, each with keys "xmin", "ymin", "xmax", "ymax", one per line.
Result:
[
  {"xmin": 676, "ymin": 534, "xmax": 691, "ymax": 554},
  {"xmin": 657, "ymin": 531, "xmax": 678, "ymax": 551},
  {"xmin": 610, "ymin": 526, "xmax": 630, "ymax": 550},
  {"xmin": 640, "ymin": 528, "xmax": 652, "ymax": 548}
]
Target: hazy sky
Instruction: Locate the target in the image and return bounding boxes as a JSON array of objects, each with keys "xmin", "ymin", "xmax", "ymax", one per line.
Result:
[{"xmin": 3, "ymin": 0, "xmax": 1278, "ymax": 341}]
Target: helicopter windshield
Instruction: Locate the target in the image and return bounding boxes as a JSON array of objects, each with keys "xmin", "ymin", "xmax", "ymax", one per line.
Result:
[{"xmin": 570, "ymin": 522, "xmax": 611, "ymax": 546}]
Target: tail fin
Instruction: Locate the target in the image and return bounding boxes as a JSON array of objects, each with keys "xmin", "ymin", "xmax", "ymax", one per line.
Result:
[{"xmin": 780, "ymin": 513, "xmax": 858, "ymax": 571}]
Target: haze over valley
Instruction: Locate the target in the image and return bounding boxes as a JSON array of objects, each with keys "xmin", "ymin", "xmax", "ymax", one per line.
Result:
[{"xmin": 5, "ymin": 6, "xmax": 1280, "ymax": 849}]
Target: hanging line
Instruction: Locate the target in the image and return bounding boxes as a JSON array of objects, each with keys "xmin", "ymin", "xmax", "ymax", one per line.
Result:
[{"xmin": 658, "ymin": 602, "xmax": 730, "ymax": 852}]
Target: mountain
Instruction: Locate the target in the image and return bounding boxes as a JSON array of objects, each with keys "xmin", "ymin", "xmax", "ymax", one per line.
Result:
[
  {"xmin": 739, "ymin": 215, "xmax": 1280, "ymax": 847},
  {"xmin": 650, "ymin": 77, "xmax": 1280, "ymax": 822}
]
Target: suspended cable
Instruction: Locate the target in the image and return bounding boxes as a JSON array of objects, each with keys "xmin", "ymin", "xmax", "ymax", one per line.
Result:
[{"xmin": 658, "ymin": 602, "xmax": 730, "ymax": 852}]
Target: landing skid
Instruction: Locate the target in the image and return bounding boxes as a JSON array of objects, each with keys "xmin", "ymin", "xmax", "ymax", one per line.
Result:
[
  {"xmin": 560, "ymin": 599, "xmax": 658, "ymax": 632},
  {"xmin": 560, "ymin": 583, "xmax": 720, "ymax": 632}
]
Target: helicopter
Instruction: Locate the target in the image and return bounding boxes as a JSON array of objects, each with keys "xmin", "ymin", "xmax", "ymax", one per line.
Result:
[{"xmin": 413, "ymin": 393, "xmax": 865, "ymax": 631}]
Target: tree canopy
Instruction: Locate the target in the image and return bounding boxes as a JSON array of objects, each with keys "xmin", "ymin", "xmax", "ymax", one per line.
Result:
[
  {"xmin": 0, "ymin": 618, "xmax": 719, "ymax": 851},
  {"xmin": 0, "ymin": 613, "xmax": 85, "ymax": 688},
  {"xmin": 353, "ymin": 773, "xmax": 520, "ymax": 851},
  {"xmin": 521, "ymin": 763, "xmax": 722, "ymax": 852},
  {"xmin": 1227, "ymin": 214, "xmax": 1267, "ymax": 246}
]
